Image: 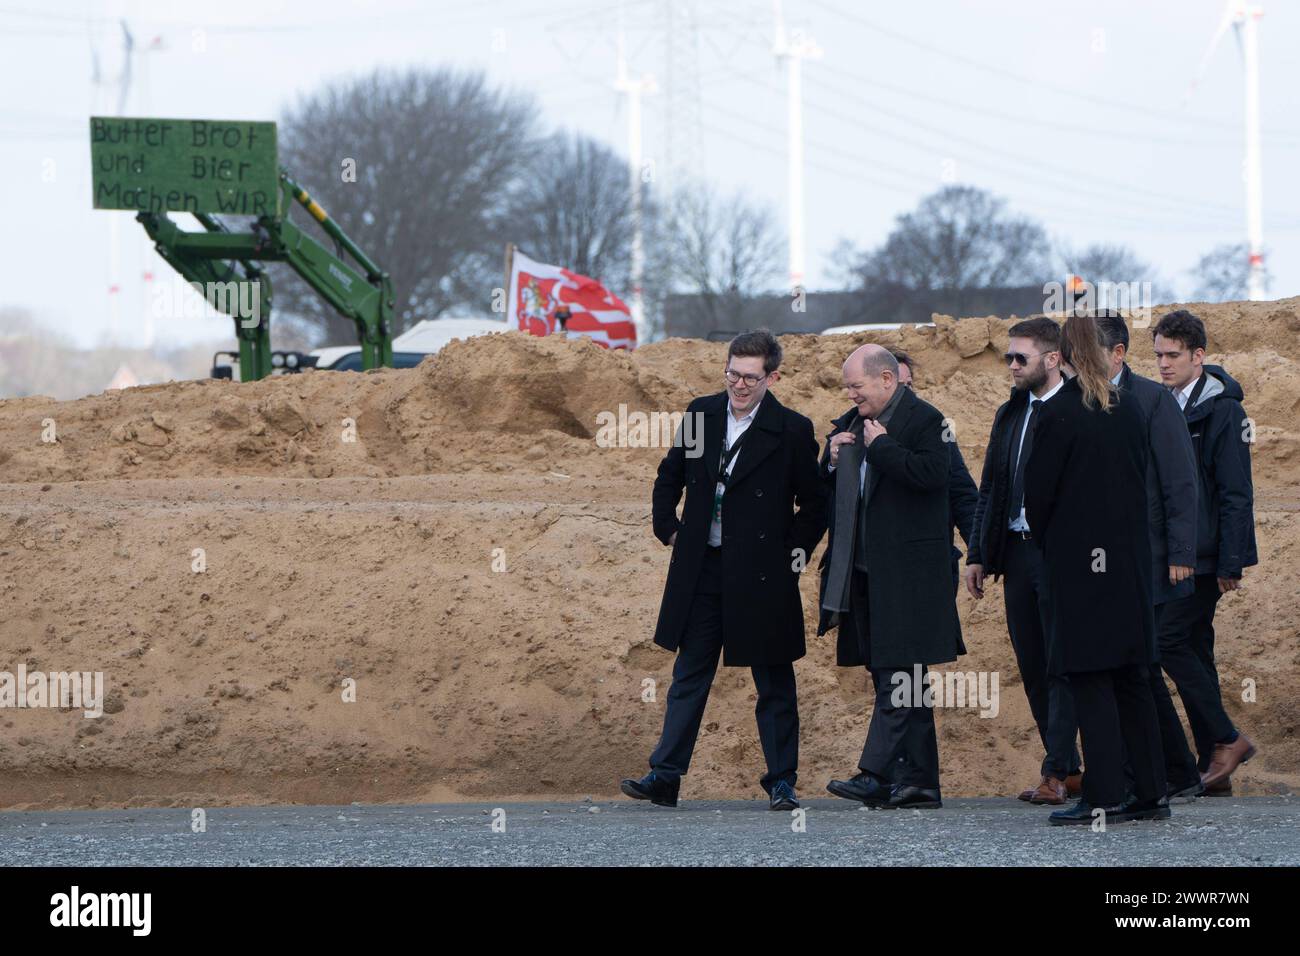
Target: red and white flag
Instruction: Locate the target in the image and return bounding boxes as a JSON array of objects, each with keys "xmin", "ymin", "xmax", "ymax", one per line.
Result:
[{"xmin": 506, "ymin": 249, "xmax": 637, "ymax": 350}]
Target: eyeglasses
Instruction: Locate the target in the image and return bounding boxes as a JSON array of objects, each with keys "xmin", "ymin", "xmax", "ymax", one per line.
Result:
[
  {"xmin": 725, "ymin": 369, "xmax": 768, "ymax": 387},
  {"xmin": 1004, "ymin": 350, "xmax": 1053, "ymax": 367}
]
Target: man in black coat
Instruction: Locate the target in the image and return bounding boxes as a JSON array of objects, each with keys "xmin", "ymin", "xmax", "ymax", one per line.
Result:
[
  {"xmin": 893, "ymin": 350, "xmax": 978, "ymax": 592},
  {"xmin": 1095, "ymin": 313, "xmax": 1203, "ymax": 800},
  {"xmin": 1151, "ymin": 310, "xmax": 1259, "ymax": 793},
  {"xmin": 818, "ymin": 345, "xmax": 964, "ymax": 810},
  {"xmin": 621, "ymin": 330, "xmax": 827, "ymax": 810},
  {"xmin": 1024, "ymin": 314, "xmax": 1168, "ymax": 825},
  {"xmin": 965, "ymin": 317, "xmax": 1081, "ymax": 805}
]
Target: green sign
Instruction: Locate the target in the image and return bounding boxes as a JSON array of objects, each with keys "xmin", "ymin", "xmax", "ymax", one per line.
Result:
[{"xmin": 90, "ymin": 116, "xmax": 279, "ymax": 216}]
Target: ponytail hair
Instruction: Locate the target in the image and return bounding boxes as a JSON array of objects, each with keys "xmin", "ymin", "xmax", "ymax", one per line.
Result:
[{"xmin": 1061, "ymin": 313, "xmax": 1115, "ymax": 412}]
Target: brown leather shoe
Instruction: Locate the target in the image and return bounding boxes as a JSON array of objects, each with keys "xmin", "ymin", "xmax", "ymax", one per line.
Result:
[
  {"xmin": 1017, "ymin": 780, "xmax": 1038, "ymax": 801},
  {"xmin": 1065, "ymin": 773, "xmax": 1083, "ymax": 797},
  {"xmin": 1204, "ymin": 776, "xmax": 1234, "ymax": 797},
  {"xmin": 1200, "ymin": 733, "xmax": 1256, "ymax": 790},
  {"xmin": 1028, "ymin": 776, "xmax": 1069, "ymax": 805}
]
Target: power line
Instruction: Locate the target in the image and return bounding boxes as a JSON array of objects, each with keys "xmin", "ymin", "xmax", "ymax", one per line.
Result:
[
  {"xmin": 713, "ymin": 57, "xmax": 1256, "ymax": 226},
  {"xmin": 812, "ymin": 57, "xmax": 1300, "ymax": 150},
  {"xmin": 809, "ymin": 0, "xmax": 1300, "ymax": 137},
  {"xmin": 714, "ymin": 31, "xmax": 1258, "ymax": 219},
  {"xmin": 696, "ymin": 101, "xmax": 1275, "ymax": 236},
  {"xmin": 798, "ymin": 69, "xmax": 1250, "ymax": 221}
]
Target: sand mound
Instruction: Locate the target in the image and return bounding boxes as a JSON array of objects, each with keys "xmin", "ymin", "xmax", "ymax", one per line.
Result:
[{"xmin": 1, "ymin": 298, "xmax": 1297, "ymax": 808}]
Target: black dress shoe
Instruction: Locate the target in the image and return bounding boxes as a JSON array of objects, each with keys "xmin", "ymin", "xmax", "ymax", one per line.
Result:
[
  {"xmin": 1048, "ymin": 798, "xmax": 1126, "ymax": 826},
  {"xmin": 620, "ymin": 771, "xmax": 679, "ymax": 807},
  {"xmin": 769, "ymin": 780, "xmax": 799, "ymax": 811},
  {"xmin": 888, "ymin": 785, "xmax": 942, "ymax": 809},
  {"xmin": 826, "ymin": 772, "xmax": 892, "ymax": 807},
  {"xmin": 1167, "ymin": 779, "xmax": 1205, "ymax": 803},
  {"xmin": 1116, "ymin": 795, "xmax": 1172, "ymax": 822}
]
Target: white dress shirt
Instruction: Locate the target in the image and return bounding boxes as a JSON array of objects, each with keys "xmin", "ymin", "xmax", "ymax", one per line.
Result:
[
  {"xmin": 1009, "ymin": 378, "xmax": 1064, "ymax": 532},
  {"xmin": 708, "ymin": 403, "xmax": 758, "ymax": 547},
  {"xmin": 1173, "ymin": 376, "xmax": 1199, "ymax": 410}
]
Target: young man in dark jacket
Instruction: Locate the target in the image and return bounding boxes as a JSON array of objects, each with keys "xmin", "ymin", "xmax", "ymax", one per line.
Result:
[{"xmin": 1151, "ymin": 310, "xmax": 1259, "ymax": 794}]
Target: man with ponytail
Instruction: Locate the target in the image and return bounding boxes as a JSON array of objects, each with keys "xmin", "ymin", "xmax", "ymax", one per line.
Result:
[
  {"xmin": 1024, "ymin": 312, "xmax": 1170, "ymax": 825},
  {"xmin": 1095, "ymin": 312, "xmax": 1205, "ymax": 802}
]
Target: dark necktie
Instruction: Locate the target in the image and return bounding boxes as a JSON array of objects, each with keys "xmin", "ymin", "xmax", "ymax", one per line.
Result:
[{"xmin": 1009, "ymin": 399, "xmax": 1040, "ymax": 523}]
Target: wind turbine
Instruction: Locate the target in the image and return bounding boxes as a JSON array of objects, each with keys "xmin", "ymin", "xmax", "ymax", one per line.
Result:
[
  {"xmin": 1188, "ymin": 1, "xmax": 1266, "ymax": 301},
  {"xmin": 773, "ymin": 0, "xmax": 820, "ymax": 295},
  {"xmin": 615, "ymin": 16, "xmax": 656, "ymax": 346}
]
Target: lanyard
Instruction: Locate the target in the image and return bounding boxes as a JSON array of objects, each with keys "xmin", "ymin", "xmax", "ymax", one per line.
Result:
[{"xmin": 718, "ymin": 428, "xmax": 748, "ymax": 488}]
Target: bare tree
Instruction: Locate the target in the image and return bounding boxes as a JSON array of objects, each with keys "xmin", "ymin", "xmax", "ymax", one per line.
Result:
[
  {"xmin": 511, "ymin": 131, "xmax": 637, "ymax": 292},
  {"xmin": 1057, "ymin": 241, "xmax": 1173, "ymax": 305},
  {"xmin": 273, "ymin": 68, "xmax": 541, "ymax": 343},
  {"xmin": 671, "ymin": 184, "xmax": 785, "ymax": 330},
  {"xmin": 1190, "ymin": 241, "xmax": 1271, "ymax": 302},
  {"xmin": 668, "ymin": 182, "xmax": 784, "ymax": 329},
  {"xmin": 838, "ymin": 185, "xmax": 1051, "ymax": 298}
]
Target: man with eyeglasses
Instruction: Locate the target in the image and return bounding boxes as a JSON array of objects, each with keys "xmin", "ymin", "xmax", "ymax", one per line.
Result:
[
  {"xmin": 621, "ymin": 330, "xmax": 827, "ymax": 811},
  {"xmin": 966, "ymin": 317, "xmax": 1082, "ymax": 806}
]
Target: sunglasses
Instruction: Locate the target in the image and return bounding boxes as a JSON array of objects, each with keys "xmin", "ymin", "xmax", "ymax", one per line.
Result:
[{"xmin": 1004, "ymin": 350, "xmax": 1053, "ymax": 367}]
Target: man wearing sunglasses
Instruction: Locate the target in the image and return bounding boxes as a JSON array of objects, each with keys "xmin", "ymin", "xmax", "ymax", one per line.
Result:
[
  {"xmin": 966, "ymin": 317, "xmax": 1082, "ymax": 806},
  {"xmin": 621, "ymin": 330, "xmax": 827, "ymax": 811}
]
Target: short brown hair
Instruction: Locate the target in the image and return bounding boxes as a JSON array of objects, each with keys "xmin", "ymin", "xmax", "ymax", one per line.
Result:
[
  {"xmin": 1152, "ymin": 310, "xmax": 1207, "ymax": 353},
  {"xmin": 1008, "ymin": 317, "xmax": 1061, "ymax": 352},
  {"xmin": 727, "ymin": 329, "xmax": 782, "ymax": 374}
]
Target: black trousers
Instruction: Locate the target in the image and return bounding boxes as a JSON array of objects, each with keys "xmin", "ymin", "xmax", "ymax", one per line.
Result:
[
  {"xmin": 848, "ymin": 569, "xmax": 940, "ymax": 790},
  {"xmin": 649, "ymin": 546, "xmax": 799, "ymax": 792},
  {"xmin": 859, "ymin": 667, "xmax": 940, "ymax": 789},
  {"xmin": 1149, "ymin": 661, "xmax": 1200, "ymax": 790},
  {"xmin": 1070, "ymin": 665, "xmax": 1166, "ymax": 807},
  {"xmin": 1148, "ymin": 597, "xmax": 1199, "ymax": 791},
  {"xmin": 1156, "ymin": 574, "xmax": 1234, "ymax": 771},
  {"xmin": 1003, "ymin": 534, "xmax": 1081, "ymax": 779}
]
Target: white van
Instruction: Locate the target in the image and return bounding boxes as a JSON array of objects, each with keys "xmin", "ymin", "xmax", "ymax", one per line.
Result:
[{"xmin": 310, "ymin": 315, "xmax": 509, "ymax": 371}]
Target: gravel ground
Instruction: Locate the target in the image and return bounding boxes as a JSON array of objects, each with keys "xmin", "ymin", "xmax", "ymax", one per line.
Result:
[{"xmin": 1, "ymin": 796, "xmax": 1295, "ymax": 866}]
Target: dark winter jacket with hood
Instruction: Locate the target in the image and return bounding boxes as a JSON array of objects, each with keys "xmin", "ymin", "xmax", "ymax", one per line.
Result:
[{"xmin": 1181, "ymin": 364, "xmax": 1258, "ymax": 578}]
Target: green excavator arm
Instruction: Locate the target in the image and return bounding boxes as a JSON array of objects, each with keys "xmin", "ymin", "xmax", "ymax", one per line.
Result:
[{"xmin": 137, "ymin": 170, "xmax": 394, "ymax": 381}]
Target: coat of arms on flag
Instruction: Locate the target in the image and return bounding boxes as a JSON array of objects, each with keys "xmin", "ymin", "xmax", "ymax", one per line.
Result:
[{"xmin": 506, "ymin": 247, "xmax": 637, "ymax": 350}]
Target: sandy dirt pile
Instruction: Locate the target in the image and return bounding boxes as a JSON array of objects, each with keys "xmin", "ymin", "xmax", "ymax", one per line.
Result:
[{"xmin": 1, "ymin": 299, "xmax": 1297, "ymax": 809}]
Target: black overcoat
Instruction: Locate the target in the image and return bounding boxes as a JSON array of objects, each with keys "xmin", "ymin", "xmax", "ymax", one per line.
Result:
[
  {"xmin": 651, "ymin": 390, "xmax": 827, "ymax": 666},
  {"xmin": 814, "ymin": 387, "xmax": 964, "ymax": 669},
  {"xmin": 1023, "ymin": 377, "xmax": 1155, "ymax": 676},
  {"xmin": 1116, "ymin": 363, "xmax": 1198, "ymax": 605}
]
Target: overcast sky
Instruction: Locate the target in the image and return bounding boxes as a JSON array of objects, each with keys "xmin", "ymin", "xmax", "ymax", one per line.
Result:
[{"xmin": 4, "ymin": 0, "xmax": 1298, "ymax": 349}]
